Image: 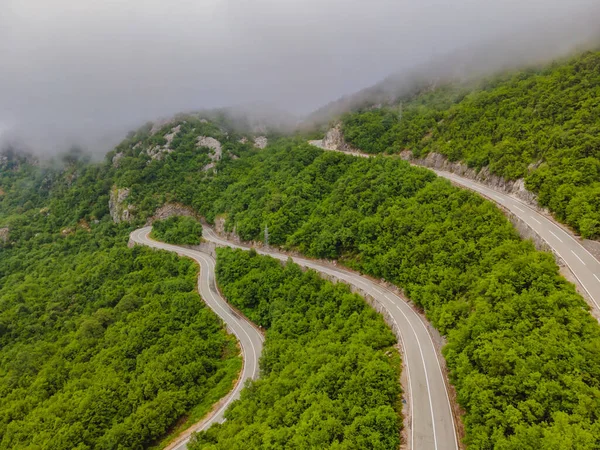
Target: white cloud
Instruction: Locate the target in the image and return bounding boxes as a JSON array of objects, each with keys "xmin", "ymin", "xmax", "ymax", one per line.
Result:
[{"xmin": 2, "ymin": 0, "xmax": 599, "ymax": 153}]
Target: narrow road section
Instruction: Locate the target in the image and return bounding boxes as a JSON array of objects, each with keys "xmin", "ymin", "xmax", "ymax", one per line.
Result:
[
  {"xmin": 434, "ymin": 170, "xmax": 600, "ymax": 317},
  {"xmin": 201, "ymin": 226, "xmax": 459, "ymax": 450},
  {"xmin": 129, "ymin": 227, "xmax": 264, "ymax": 450}
]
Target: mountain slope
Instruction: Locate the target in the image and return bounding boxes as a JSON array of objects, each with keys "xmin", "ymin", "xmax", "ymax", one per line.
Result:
[
  {"xmin": 95, "ymin": 130, "xmax": 600, "ymax": 448},
  {"xmin": 340, "ymin": 50, "xmax": 600, "ymax": 239}
]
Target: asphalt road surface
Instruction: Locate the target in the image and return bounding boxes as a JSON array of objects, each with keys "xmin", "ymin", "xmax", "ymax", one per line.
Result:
[
  {"xmin": 130, "ymin": 227, "xmax": 264, "ymax": 450},
  {"xmin": 201, "ymin": 226, "xmax": 459, "ymax": 450},
  {"xmin": 434, "ymin": 170, "xmax": 600, "ymax": 317}
]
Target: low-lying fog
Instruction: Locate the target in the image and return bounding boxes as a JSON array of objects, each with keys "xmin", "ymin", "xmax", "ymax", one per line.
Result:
[{"xmin": 1, "ymin": 0, "xmax": 599, "ymax": 155}]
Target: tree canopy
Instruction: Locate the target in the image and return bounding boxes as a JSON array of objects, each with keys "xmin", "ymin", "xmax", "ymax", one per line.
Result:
[
  {"xmin": 151, "ymin": 216, "xmax": 203, "ymax": 245},
  {"xmin": 342, "ymin": 50, "xmax": 600, "ymax": 238}
]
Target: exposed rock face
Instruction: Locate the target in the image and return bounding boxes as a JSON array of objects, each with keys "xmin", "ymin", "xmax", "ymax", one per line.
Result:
[
  {"xmin": 197, "ymin": 136, "xmax": 222, "ymax": 157},
  {"xmin": 147, "ymin": 203, "xmax": 198, "ymax": 225},
  {"xmin": 407, "ymin": 151, "xmax": 540, "ymax": 209},
  {"xmin": 314, "ymin": 125, "xmax": 540, "ymax": 210},
  {"xmin": 254, "ymin": 136, "xmax": 268, "ymax": 149},
  {"xmin": 112, "ymin": 152, "xmax": 124, "ymax": 168},
  {"xmin": 109, "ymin": 187, "xmax": 134, "ymax": 223},
  {"xmin": 214, "ymin": 215, "xmax": 242, "ymax": 244},
  {"xmin": 0, "ymin": 227, "xmax": 9, "ymax": 245},
  {"xmin": 309, "ymin": 124, "xmax": 360, "ymax": 153},
  {"xmin": 197, "ymin": 136, "xmax": 223, "ymax": 170},
  {"xmin": 164, "ymin": 125, "xmax": 181, "ymax": 147},
  {"xmin": 147, "ymin": 125, "xmax": 181, "ymax": 160}
]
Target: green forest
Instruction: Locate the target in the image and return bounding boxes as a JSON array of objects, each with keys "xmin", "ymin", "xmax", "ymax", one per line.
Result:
[
  {"xmin": 189, "ymin": 248, "xmax": 402, "ymax": 449},
  {"xmin": 341, "ymin": 50, "xmax": 600, "ymax": 239},
  {"xmin": 151, "ymin": 216, "xmax": 203, "ymax": 245},
  {"xmin": 2, "ymin": 47, "xmax": 600, "ymax": 449},
  {"xmin": 0, "ymin": 149, "xmax": 241, "ymax": 449},
  {"xmin": 132, "ymin": 136, "xmax": 599, "ymax": 448},
  {"xmin": 102, "ymin": 120, "xmax": 600, "ymax": 447}
]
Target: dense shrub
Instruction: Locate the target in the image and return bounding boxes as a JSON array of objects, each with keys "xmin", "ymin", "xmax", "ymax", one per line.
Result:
[{"xmin": 152, "ymin": 215, "xmax": 203, "ymax": 245}]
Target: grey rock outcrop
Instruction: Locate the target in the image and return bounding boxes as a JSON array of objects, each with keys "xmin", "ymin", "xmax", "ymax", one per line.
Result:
[
  {"xmin": 147, "ymin": 125, "xmax": 181, "ymax": 160},
  {"xmin": 254, "ymin": 136, "xmax": 268, "ymax": 149},
  {"xmin": 109, "ymin": 187, "xmax": 134, "ymax": 223},
  {"xmin": 197, "ymin": 136, "xmax": 223, "ymax": 170},
  {"xmin": 112, "ymin": 152, "xmax": 124, "ymax": 168},
  {"xmin": 406, "ymin": 151, "xmax": 541, "ymax": 209},
  {"xmin": 309, "ymin": 124, "xmax": 360, "ymax": 153},
  {"xmin": 147, "ymin": 203, "xmax": 198, "ymax": 225}
]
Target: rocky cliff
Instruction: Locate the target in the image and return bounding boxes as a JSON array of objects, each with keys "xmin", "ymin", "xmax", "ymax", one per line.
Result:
[
  {"xmin": 109, "ymin": 187, "xmax": 134, "ymax": 223},
  {"xmin": 308, "ymin": 124, "xmax": 360, "ymax": 153},
  {"xmin": 401, "ymin": 151, "xmax": 540, "ymax": 210}
]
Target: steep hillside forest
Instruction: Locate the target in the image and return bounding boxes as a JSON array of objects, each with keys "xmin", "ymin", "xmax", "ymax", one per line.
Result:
[
  {"xmin": 189, "ymin": 248, "xmax": 402, "ymax": 449},
  {"xmin": 0, "ymin": 149, "xmax": 241, "ymax": 449},
  {"xmin": 2, "ymin": 48, "xmax": 600, "ymax": 449},
  {"xmin": 342, "ymin": 50, "xmax": 600, "ymax": 239},
  {"xmin": 94, "ymin": 112, "xmax": 600, "ymax": 447},
  {"xmin": 180, "ymin": 141, "xmax": 600, "ymax": 449}
]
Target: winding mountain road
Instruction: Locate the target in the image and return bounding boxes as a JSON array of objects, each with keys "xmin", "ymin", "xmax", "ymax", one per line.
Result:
[
  {"xmin": 434, "ymin": 170, "xmax": 600, "ymax": 317},
  {"xmin": 131, "ymin": 225, "xmax": 460, "ymax": 449},
  {"xmin": 311, "ymin": 141, "xmax": 600, "ymax": 318},
  {"xmin": 201, "ymin": 226, "xmax": 459, "ymax": 450},
  {"xmin": 129, "ymin": 228, "xmax": 264, "ymax": 450}
]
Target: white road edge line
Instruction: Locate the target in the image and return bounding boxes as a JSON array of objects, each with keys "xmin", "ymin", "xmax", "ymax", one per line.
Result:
[
  {"xmin": 386, "ymin": 291, "xmax": 459, "ymax": 450},
  {"xmin": 138, "ymin": 229, "xmax": 263, "ymax": 445},
  {"xmin": 571, "ymin": 250, "xmax": 587, "ymax": 266},
  {"xmin": 595, "ymin": 274, "xmax": 600, "ymax": 283},
  {"xmin": 384, "ymin": 291, "xmax": 439, "ymax": 450},
  {"xmin": 381, "ymin": 304, "xmax": 414, "ymax": 450},
  {"xmin": 430, "ymin": 171, "xmax": 600, "ymax": 312}
]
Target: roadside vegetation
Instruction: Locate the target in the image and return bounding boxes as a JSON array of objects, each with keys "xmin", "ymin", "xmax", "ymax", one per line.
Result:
[
  {"xmin": 163, "ymin": 140, "xmax": 600, "ymax": 448},
  {"xmin": 151, "ymin": 216, "xmax": 203, "ymax": 245},
  {"xmin": 341, "ymin": 50, "xmax": 600, "ymax": 239},
  {"xmin": 0, "ymin": 151, "xmax": 240, "ymax": 449},
  {"xmin": 189, "ymin": 248, "xmax": 402, "ymax": 449},
  {"xmin": 3, "ymin": 48, "xmax": 600, "ymax": 449}
]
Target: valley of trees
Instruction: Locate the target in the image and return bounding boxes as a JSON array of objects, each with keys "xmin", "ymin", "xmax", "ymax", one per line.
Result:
[
  {"xmin": 151, "ymin": 216, "xmax": 203, "ymax": 245},
  {"xmin": 342, "ymin": 50, "xmax": 600, "ymax": 239},
  {"xmin": 189, "ymin": 248, "xmax": 402, "ymax": 449}
]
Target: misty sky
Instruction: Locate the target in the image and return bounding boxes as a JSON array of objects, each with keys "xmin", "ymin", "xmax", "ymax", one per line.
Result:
[{"xmin": 1, "ymin": 0, "xmax": 600, "ymax": 153}]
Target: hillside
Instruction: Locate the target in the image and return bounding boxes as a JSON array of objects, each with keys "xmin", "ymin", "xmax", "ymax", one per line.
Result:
[
  {"xmin": 2, "ymin": 51, "xmax": 600, "ymax": 448},
  {"xmin": 0, "ymin": 147, "xmax": 242, "ymax": 449},
  {"xmin": 340, "ymin": 50, "xmax": 600, "ymax": 239},
  {"xmin": 190, "ymin": 248, "xmax": 402, "ymax": 449},
  {"xmin": 78, "ymin": 124, "xmax": 600, "ymax": 447}
]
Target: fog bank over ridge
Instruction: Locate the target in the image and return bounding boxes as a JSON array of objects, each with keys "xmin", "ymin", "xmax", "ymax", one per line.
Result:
[{"xmin": 1, "ymin": 0, "xmax": 599, "ymax": 155}]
